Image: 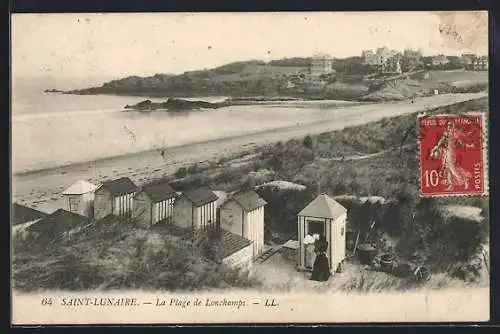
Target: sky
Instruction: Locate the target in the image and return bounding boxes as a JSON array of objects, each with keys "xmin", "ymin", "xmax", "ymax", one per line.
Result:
[{"xmin": 12, "ymin": 11, "xmax": 488, "ymax": 86}]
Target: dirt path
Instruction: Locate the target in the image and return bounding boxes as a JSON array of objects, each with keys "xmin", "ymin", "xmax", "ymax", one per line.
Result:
[{"xmin": 319, "ymin": 149, "xmax": 393, "ymax": 162}]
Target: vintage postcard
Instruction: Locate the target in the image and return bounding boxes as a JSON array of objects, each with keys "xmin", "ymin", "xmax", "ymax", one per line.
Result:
[{"xmin": 11, "ymin": 11, "xmax": 489, "ymax": 325}]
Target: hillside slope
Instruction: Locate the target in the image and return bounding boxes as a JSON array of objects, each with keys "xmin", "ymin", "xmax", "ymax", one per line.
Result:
[{"xmin": 64, "ymin": 57, "xmax": 488, "ymax": 101}]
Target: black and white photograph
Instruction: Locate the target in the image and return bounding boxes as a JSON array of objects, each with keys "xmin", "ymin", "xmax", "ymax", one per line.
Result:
[{"xmin": 11, "ymin": 11, "xmax": 489, "ymax": 324}]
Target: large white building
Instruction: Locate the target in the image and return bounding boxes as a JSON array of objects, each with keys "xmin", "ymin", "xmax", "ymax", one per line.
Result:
[{"xmin": 310, "ymin": 53, "xmax": 334, "ymax": 77}]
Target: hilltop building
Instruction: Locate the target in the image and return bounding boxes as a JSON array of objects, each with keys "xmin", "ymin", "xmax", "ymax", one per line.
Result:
[
  {"xmin": 432, "ymin": 54, "xmax": 450, "ymax": 66},
  {"xmin": 310, "ymin": 53, "xmax": 333, "ymax": 77},
  {"xmin": 461, "ymin": 53, "xmax": 476, "ymax": 69},
  {"xmin": 297, "ymin": 193, "xmax": 347, "ymax": 275},
  {"xmin": 473, "ymin": 56, "xmax": 488, "ymax": 71},
  {"xmin": 62, "ymin": 180, "xmax": 98, "ymax": 218},
  {"xmin": 381, "ymin": 54, "xmax": 402, "ymax": 74},
  {"xmin": 133, "ymin": 179, "xmax": 178, "ymax": 228},
  {"xmin": 361, "ymin": 50, "xmax": 376, "ymax": 65},
  {"xmin": 94, "ymin": 177, "xmax": 138, "ymax": 220},
  {"xmin": 219, "ymin": 190, "xmax": 267, "ymax": 259}
]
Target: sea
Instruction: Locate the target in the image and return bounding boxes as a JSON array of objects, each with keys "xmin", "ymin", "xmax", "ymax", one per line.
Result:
[{"xmin": 12, "ymin": 76, "xmax": 354, "ymax": 174}]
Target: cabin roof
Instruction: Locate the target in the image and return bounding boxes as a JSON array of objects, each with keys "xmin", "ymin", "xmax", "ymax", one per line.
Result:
[
  {"xmin": 298, "ymin": 193, "xmax": 347, "ymax": 220},
  {"xmin": 207, "ymin": 229, "xmax": 252, "ymax": 261},
  {"xmin": 227, "ymin": 190, "xmax": 267, "ymax": 212},
  {"xmin": 26, "ymin": 209, "xmax": 90, "ymax": 235},
  {"xmin": 62, "ymin": 180, "xmax": 98, "ymax": 195},
  {"xmin": 141, "ymin": 179, "xmax": 177, "ymax": 202},
  {"xmin": 98, "ymin": 177, "xmax": 138, "ymax": 197},
  {"xmin": 181, "ymin": 187, "xmax": 218, "ymax": 207},
  {"xmin": 12, "ymin": 203, "xmax": 47, "ymax": 226}
]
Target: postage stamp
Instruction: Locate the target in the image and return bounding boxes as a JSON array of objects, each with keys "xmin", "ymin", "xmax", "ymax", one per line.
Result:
[{"xmin": 418, "ymin": 112, "xmax": 488, "ymax": 197}]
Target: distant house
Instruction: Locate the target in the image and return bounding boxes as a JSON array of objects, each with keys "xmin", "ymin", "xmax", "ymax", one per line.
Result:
[
  {"xmin": 402, "ymin": 49, "xmax": 422, "ymax": 72},
  {"xmin": 432, "ymin": 54, "xmax": 449, "ymax": 66},
  {"xmin": 362, "ymin": 49, "xmax": 376, "ymax": 65},
  {"xmin": 461, "ymin": 53, "xmax": 476, "ymax": 69},
  {"xmin": 94, "ymin": 177, "xmax": 138, "ymax": 220},
  {"xmin": 12, "ymin": 203, "xmax": 47, "ymax": 238},
  {"xmin": 297, "ymin": 193, "xmax": 347, "ymax": 275},
  {"xmin": 219, "ymin": 190, "xmax": 267, "ymax": 259},
  {"xmin": 473, "ymin": 56, "xmax": 488, "ymax": 71},
  {"xmin": 25, "ymin": 209, "xmax": 91, "ymax": 243},
  {"xmin": 133, "ymin": 179, "xmax": 178, "ymax": 228},
  {"xmin": 173, "ymin": 187, "xmax": 218, "ymax": 231},
  {"xmin": 310, "ymin": 53, "xmax": 333, "ymax": 77},
  {"xmin": 381, "ymin": 55, "xmax": 402, "ymax": 74},
  {"xmin": 62, "ymin": 180, "xmax": 98, "ymax": 218},
  {"xmin": 205, "ymin": 229, "xmax": 254, "ymax": 269}
]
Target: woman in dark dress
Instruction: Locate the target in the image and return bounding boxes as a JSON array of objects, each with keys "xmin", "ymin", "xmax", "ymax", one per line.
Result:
[{"xmin": 310, "ymin": 235, "xmax": 330, "ymax": 281}]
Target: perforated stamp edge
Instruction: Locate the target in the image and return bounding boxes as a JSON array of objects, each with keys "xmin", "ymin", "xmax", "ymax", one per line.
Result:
[{"xmin": 416, "ymin": 111, "xmax": 489, "ymax": 198}]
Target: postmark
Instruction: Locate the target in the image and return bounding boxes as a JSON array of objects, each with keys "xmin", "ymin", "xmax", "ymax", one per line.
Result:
[{"xmin": 418, "ymin": 112, "xmax": 488, "ymax": 197}]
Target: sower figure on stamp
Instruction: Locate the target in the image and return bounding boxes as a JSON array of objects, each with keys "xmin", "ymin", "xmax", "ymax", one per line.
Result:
[
  {"xmin": 310, "ymin": 235, "xmax": 330, "ymax": 282},
  {"xmin": 429, "ymin": 120, "xmax": 474, "ymax": 191}
]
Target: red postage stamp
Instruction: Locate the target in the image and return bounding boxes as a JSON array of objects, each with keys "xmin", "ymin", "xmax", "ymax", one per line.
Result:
[{"xmin": 418, "ymin": 112, "xmax": 488, "ymax": 197}]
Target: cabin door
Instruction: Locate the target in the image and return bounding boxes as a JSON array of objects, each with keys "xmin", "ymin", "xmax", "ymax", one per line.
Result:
[{"xmin": 304, "ymin": 219, "xmax": 326, "ymax": 269}]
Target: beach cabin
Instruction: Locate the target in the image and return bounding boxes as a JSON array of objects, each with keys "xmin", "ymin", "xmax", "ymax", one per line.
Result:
[
  {"xmin": 219, "ymin": 190, "xmax": 267, "ymax": 259},
  {"xmin": 12, "ymin": 203, "xmax": 47, "ymax": 238},
  {"xmin": 297, "ymin": 193, "xmax": 347, "ymax": 274},
  {"xmin": 62, "ymin": 180, "xmax": 98, "ymax": 218},
  {"xmin": 205, "ymin": 229, "xmax": 254, "ymax": 269},
  {"xmin": 173, "ymin": 187, "xmax": 218, "ymax": 231},
  {"xmin": 93, "ymin": 177, "xmax": 138, "ymax": 220},
  {"xmin": 133, "ymin": 179, "xmax": 178, "ymax": 228},
  {"xmin": 25, "ymin": 209, "xmax": 91, "ymax": 244}
]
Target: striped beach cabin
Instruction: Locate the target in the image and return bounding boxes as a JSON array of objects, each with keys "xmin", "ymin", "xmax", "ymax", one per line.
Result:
[
  {"xmin": 173, "ymin": 187, "xmax": 218, "ymax": 231},
  {"xmin": 133, "ymin": 179, "xmax": 178, "ymax": 227},
  {"xmin": 94, "ymin": 177, "xmax": 138, "ymax": 220},
  {"xmin": 219, "ymin": 190, "xmax": 267, "ymax": 259}
]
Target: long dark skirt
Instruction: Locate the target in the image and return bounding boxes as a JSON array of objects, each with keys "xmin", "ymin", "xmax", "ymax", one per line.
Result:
[{"xmin": 310, "ymin": 253, "xmax": 330, "ymax": 282}]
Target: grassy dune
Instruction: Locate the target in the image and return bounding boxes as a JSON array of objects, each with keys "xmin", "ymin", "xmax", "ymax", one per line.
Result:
[{"xmin": 13, "ymin": 97, "xmax": 489, "ymax": 292}]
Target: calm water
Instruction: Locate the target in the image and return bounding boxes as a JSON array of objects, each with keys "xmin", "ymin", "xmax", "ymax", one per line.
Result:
[{"xmin": 12, "ymin": 77, "xmax": 352, "ymax": 173}]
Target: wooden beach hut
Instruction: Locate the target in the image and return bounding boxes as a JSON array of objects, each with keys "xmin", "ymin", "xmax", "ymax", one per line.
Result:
[
  {"xmin": 133, "ymin": 179, "xmax": 178, "ymax": 227},
  {"xmin": 297, "ymin": 193, "xmax": 347, "ymax": 274},
  {"xmin": 93, "ymin": 177, "xmax": 138, "ymax": 220},
  {"xmin": 62, "ymin": 180, "xmax": 98, "ymax": 218},
  {"xmin": 173, "ymin": 187, "xmax": 218, "ymax": 231},
  {"xmin": 25, "ymin": 209, "xmax": 91, "ymax": 243},
  {"xmin": 206, "ymin": 229, "xmax": 254, "ymax": 269},
  {"xmin": 12, "ymin": 203, "xmax": 47, "ymax": 238},
  {"xmin": 219, "ymin": 190, "xmax": 267, "ymax": 259}
]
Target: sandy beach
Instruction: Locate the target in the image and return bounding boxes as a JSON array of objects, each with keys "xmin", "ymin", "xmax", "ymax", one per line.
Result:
[{"xmin": 12, "ymin": 92, "xmax": 486, "ymax": 213}]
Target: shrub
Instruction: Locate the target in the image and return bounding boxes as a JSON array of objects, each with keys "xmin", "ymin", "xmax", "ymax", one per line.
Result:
[{"xmin": 174, "ymin": 167, "xmax": 188, "ymax": 179}]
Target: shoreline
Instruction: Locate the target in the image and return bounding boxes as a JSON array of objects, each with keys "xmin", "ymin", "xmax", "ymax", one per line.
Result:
[{"xmin": 12, "ymin": 92, "xmax": 486, "ymax": 213}]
